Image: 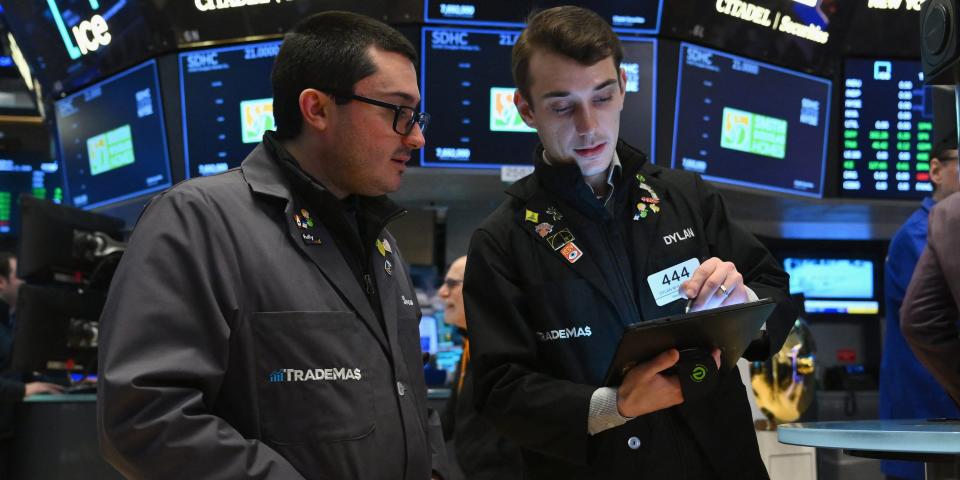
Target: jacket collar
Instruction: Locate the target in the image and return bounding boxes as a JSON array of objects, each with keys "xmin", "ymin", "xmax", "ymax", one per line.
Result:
[
  {"xmin": 505, "ymin": 139, "xmax": 651, "ymax": 205},
  {"xmin": 242, "ymin": 131, "xmax": 406, "ymax": 225}
]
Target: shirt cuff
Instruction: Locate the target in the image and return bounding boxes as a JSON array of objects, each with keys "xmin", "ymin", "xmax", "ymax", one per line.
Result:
[
  {"xmin": 745, "ymin": 286, "xmax": 759, "ymax": 302},
  {"xmin": 587, "ymin": 387, "xmax": 634, "ymax": 435}
]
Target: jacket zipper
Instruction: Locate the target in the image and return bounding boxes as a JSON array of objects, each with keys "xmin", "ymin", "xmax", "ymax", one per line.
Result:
[{"xmin": 602, "ymin": 220, "xmax": 642, "ymax": 323}]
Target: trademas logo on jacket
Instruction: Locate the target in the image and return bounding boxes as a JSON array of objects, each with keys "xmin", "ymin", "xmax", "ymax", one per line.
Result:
[
  {"xmin": 536, "ymin": 326, "xmax": 592, "ymax": 342},
  {"xmin": 268, "ymin": 368, "xmax": 363, "ymax": 383}
]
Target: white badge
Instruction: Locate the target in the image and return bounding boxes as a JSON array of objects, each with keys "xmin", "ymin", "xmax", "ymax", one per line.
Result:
[{"xmin": 647, "ymin": 258, "xmax": 700, "ymax": 307}]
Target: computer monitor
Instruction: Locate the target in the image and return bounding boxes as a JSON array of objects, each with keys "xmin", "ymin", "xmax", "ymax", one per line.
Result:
[
  {"xmin": 17, "ymin": 196, "xmax": 125, "ymax": 283},
  {"xmin": 9, "ymin": 284, "xmax": 105, "ymax": 373},
  {"xmin": 420, "ymin": 27, "xmax": 656, "ymax": 168},
  {"xmin": 55, "ymin": 59, "xmax": 172, "ymax": 210},
  {"xmin": 0, "ymin": 158, "xmax": 63, "ymax": 236},
  {"xmin": 839, "ymin": 59, "xmax": 935, "ymax": 199},
  {"xmin": 783, "ymin": 257, "xmax": 880, "ymax": 316},
  {"xmin": 424, "ymin": 0, "xmax": 663, "ymax": 34},
  {"xmin": 671, "ymin": 43, "xmax": 831, "ymax": 198},
  {"xmin": 179, "ymin": 40, "xmax": 281, "ymax": 178}
]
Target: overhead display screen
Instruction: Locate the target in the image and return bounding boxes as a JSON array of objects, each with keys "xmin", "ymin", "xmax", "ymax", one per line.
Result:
[
  {"xmin": 0, "ymin": 158, "xmax": 63, "ymax": 236},
  {"xmin": 424, "ymin": 1, "xmax": 663, "ymax": 34},
  {"xmin": 671, "ymin": 44, "xmax": 831, "ymax": 198},
  {"xmin": 179, "ymin": 40, "xmax": 280, "ymax": 178},
  {"xmin": 420, "ymin": 27, "xmax": 656, "ymax": 168},
  {"xmin": 840, "ymin": 59, "xmax": 934, "ymax": 199},
  {"xmin": 55, "ymin": 60, "xmax": 171, "ymax": 210},
  {"xmin": 2, "ymin": 0, "xmax": 171, "ymax": 98}
]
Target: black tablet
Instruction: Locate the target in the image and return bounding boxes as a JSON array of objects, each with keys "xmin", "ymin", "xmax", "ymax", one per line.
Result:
[{"xmin": 603, "ymin": 298, "xmax": 777, "ymax": 386}]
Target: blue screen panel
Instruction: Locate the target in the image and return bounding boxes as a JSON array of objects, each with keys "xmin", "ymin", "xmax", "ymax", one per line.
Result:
[
  {"xmin": 179, "ymin": 40, "xmax": 280, "ymax": 178},
  {"xmin": 671, "ymin": 43, "xmax": 831, "ymax": 198},
  {"xmin": 420, "ymin": 27, "xmax": 656, "ymax": 168},
  {"xmin": 424, "ymin": 0, "xmax": 663, "ymax": 34},
  {"xmin": 55, "ymin": 59, "xmax": 171, "ymax": 210},
  {"xmin": 783, "ymin": 257, "xmax": 878, "ymax": 315},
  {"xmin": 840, "ymin": 59, "xmax": 935, "ymax": 200}
]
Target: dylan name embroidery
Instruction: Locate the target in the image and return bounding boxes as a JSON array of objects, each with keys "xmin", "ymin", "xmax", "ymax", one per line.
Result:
[{"xmin": 663, "ymin": 228, "xmax": 695, "ymax": 245}]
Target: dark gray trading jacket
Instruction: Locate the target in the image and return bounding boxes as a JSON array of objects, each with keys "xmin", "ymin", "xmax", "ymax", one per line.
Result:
[
  {"xmin": 464, "ymin": 141, "xmax": 796, "ymax": 480},
  {"xmin": 97, "ymin": 141, "xmax": 446, "ymax": 479}
]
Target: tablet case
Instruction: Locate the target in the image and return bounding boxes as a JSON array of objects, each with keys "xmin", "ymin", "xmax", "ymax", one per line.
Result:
[{"xmin": 603, "ymin": 298, "xmax": 777, "ymax": 386}]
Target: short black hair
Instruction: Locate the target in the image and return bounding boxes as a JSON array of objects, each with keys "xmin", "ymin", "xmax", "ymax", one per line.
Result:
[
  {"xmin": 271, "ymin": 11, "xmax": 418, "ymax": 140},
  {"xmin": 932, "ymin": 130, "xmax": 958, "ymax": 162}
]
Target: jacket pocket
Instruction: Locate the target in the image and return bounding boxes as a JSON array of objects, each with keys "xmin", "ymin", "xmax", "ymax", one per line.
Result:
[{"xmin": 251, "ymin": 311, "xmax": 376, "ymax": 445}]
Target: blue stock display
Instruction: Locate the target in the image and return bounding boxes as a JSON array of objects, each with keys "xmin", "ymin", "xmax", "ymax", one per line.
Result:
[
  {"xmin": 424, "ymin": 0, "xmax": 663, "ymax": 34},
  {"xmin": 179, "ymin": 40, "xmax": 281, "ymax": 178},
  {"xmin": 671, "ymin": 43, "xmax": 831, "ymax": 198},
  {"xmin": 55, "ymin": 60, "xmax": 171, "ymax": 210},
  {"xmin": 840, "ymin": 59, "xmax": 934, "ymax": 199},
  {"xmin": 420, "ymin": 27, "xmax": 656, "ymax": 168}
]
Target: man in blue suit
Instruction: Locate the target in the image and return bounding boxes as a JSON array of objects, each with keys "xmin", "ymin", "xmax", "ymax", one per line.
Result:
[{"xmin": 880, "ymin": 134, "xmax": 960, "ymax": 480}]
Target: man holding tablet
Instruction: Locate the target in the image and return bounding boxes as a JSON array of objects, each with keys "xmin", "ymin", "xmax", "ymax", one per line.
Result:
[{"xmin": 463, "ymin": 6, "xmax": 797, "ymax": 479}]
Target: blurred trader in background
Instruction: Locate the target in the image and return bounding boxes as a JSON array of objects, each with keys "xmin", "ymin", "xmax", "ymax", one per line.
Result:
[
  {"xmin": 0, "ymin": 252, "xmax": 62, "ymax": 477},
  {"xmin": 463, "ymin": 6, "xmax": 796, "ymax": 479},
  {"xmin": 440, "ymin": 256, "xmax": 523, "ymax": 479},
  {"xmin": 97, "ymin": 11, "xmax": 448, "ymax": 480},
  {"xmin": 880, "ymin": 134, "xmax": 959, "ymax": 480},
  {"xmin": 901, "ymin": 143, "xmax": 960, "ymax": 411}
]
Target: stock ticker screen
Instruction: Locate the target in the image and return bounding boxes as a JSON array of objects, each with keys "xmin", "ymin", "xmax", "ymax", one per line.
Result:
[
  {"xmin": 179, "ymin": 40, "xmax": 280, "ymax": 178},
  {"xmin": 840, "ymin": 59, "xmax": 934, "ymax": 199},
  {"xmin": 424, "ymin": 1, "xmax": 663, "ymax": 33},
  {"xmin": 0, "ymin": 159, "xmax": 63, "ymax": 236},
  {"xmin": 420, "ymin": 27, "xmax": 656, "ymax": 168},
  {"xmin": 55, "ymin": 60, "xmax": 171, "ymax": 210},
  {"xmin": 671, "ymin": 44, "xmax": 831, "ymax": 198}
]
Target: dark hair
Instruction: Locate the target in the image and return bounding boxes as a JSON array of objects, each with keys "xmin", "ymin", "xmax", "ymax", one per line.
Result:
[
  {"xmin": 0, "ymin": 252, "xmax": 13, "ymax": 279},
  {"xmin": 932, "ymin": 130, "xmax": 958, "ymax": 162},
  {"xmin": 511, "ymin": 6, "xmax": 623, "ymax": 106},
  {"xmin": 271, "ymin": 11, "xmax": 418, "ymax": 140}
]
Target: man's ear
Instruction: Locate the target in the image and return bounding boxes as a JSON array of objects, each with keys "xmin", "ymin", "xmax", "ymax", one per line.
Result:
[
  {"xmin": 299, "ymin": 89, "xmax": 334, "ymax": 133},
  {"xmin": 931, "ymin": 157, "xmax": 944, "ymax": 186},
  {"xmin": 515, "ymin": 89, "xmax": 536, "ymax": 129}
]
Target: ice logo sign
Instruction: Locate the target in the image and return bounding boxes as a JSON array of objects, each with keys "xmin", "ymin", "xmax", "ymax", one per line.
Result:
[
  {"xmin": 47, "ymin": 0, "xmax": 113, "ymax": 59},
  {"xmin": 489, "ymin": 88, "xmax": 535, "ymax": 133},
  {"xmin": 240, "ymin": 98, "xmax": 275, "ymax": 144},
  {"xmin": 720, "ymin": 107, "xmax": 787, "ymax": 159}
]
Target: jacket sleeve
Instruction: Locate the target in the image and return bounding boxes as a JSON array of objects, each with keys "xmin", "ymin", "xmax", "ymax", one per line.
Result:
[
  {"xmin": 97, "ymin": 190, "xmax": 306, "ymax": 479},
  {"xmin": 0, "ymin": 378, "xmax": 24, "ymax": 403},
  {"xmin": 695, "ymin": 176, "xmax": 798, "ymax": 360},
  {"xmin": 901, "ymin": 200, "xmax": 960, "ymax": 406},
  {"xmin": 464, "ymin": 228, "xmax": 597, "ymax": 465}
]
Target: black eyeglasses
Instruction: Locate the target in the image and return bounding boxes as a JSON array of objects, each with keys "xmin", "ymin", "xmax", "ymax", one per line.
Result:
[
  {"xmin": 340, "ymin": 93, "xmax": 430, "ymax": 136},
  {"xmin": 442, "ymin": 278, "xmax": 463, "ymax": 289}
]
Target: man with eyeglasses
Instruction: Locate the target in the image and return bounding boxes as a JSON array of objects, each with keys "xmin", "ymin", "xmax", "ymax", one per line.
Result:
[
  {"xmin": 98, "ymin": 11, "xmax": 446, "ymax": 480},
  {"xmin": 438, "ymin": 256, "xmax": 523, "ymax": 479},
  {"xmin": 880, "ymin": 133, "xmax": 959, "ymax": 480}
]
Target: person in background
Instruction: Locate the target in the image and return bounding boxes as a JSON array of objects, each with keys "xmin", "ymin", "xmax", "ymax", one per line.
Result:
[
  {"xmin": 901, "ymin": 141, "xmax": 960, "ymax": 413},
  {"xmin": 0, "ymin": 252, "xmax": 63, "ymax": 477},
  {"xmin": 439, "ymin": 256, "xmax": 523, "ymax": 479},
  {"xmin": 880, "ymin": 134, "xmax": 960, "ymax": 480}
]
